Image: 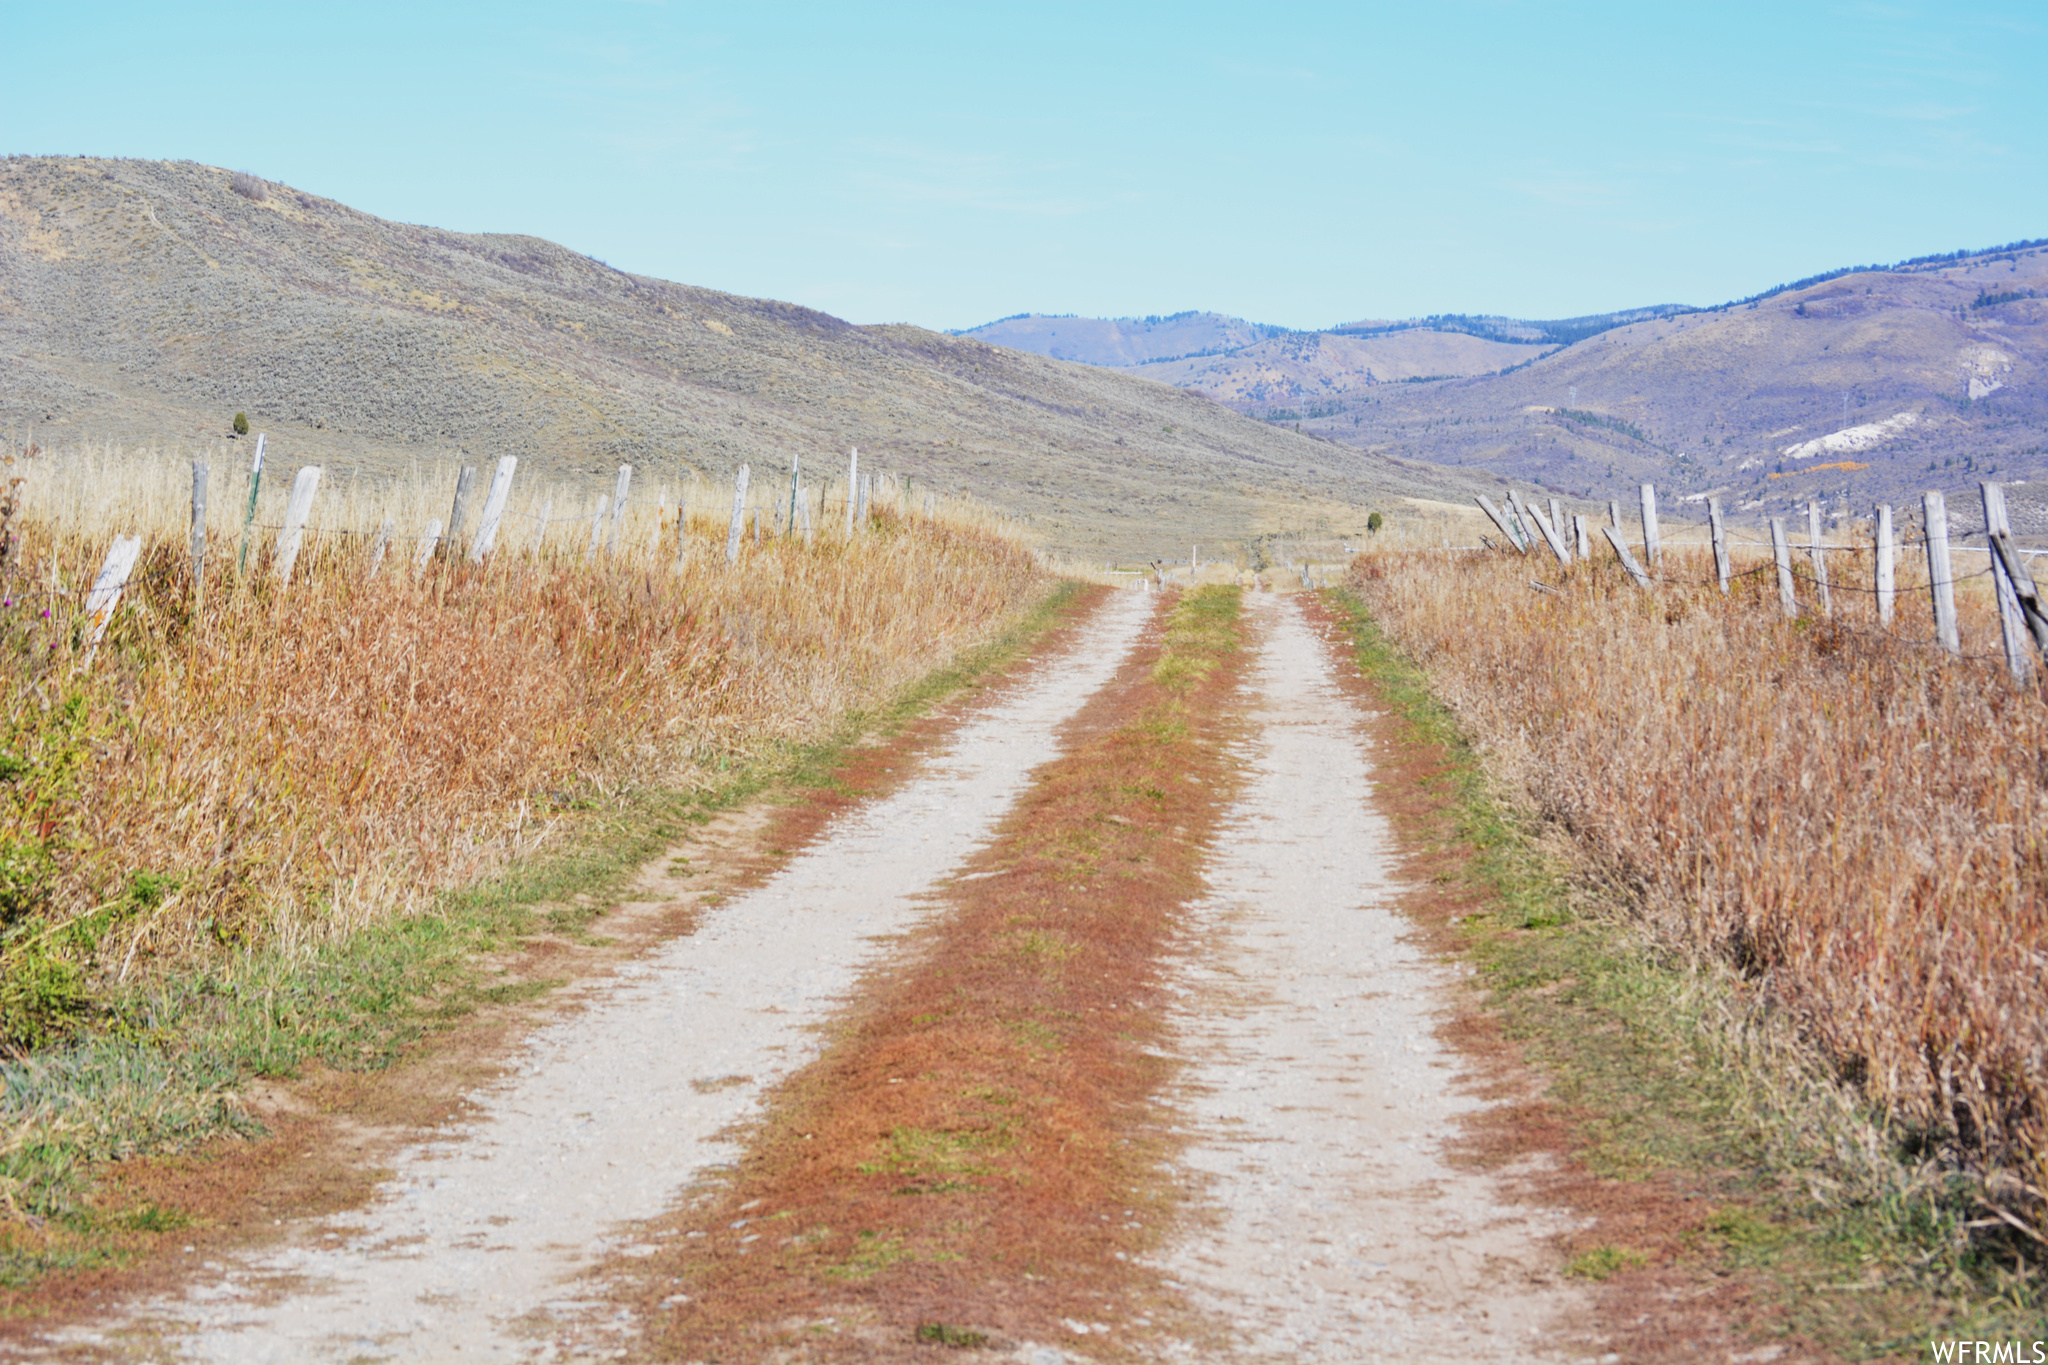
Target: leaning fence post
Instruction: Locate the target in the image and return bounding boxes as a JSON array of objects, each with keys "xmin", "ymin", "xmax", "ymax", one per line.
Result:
[
  {"xmin": 415, "ymin": 517, "xmax": 443, "ymax": 572},
  {"xmin": 1573, "ymin": 513, "xmax": 1590, "ymax": 561},
  {"xmin": 844, "ymin": 447, "xmax": 859, "ymax": 537},
  {"xmin": 1475, "ymin": 495, "xmax": 1527, "ymax": 552},
  {"xmin": 469, "ymin": 456, "xmax": 518, "ymax": 562},
  {"xmin": 1600, "ymin": 525, "xmax": 1652, "ymax": 588},
  {"xmin": 369, "ymin": 516, "xmax": 394, "ymax": 578},
  {"xmin": 1640, "ymin": 483, "xmax": 1661, "ymax": 567},
  {"xmin": 189, "ymin": 460, "xmax": 208, "ymax": 612},
  {"xmin": 444, "ymin": 465, "xmax": 477, "ymax": 559},
  {"xmin": 81, "ymin": 535, "xmax": 143, "ymax": 666},
  {"xmin": 1548, "ymin": 499, "xmax": 1567, "ymax": 558},
  {"xmin": 1875, "ymin": 505, "xmax": 1896, "ymax": 626},
  {"xmin": 1806, "ymin": 501, "xmax": 1832, "ymax": 616},
  {"xmin": 1707, "ymin": 496, "xmax": 1731, "ymax": 595},
  {"xmin": 1924, "ymin": 491, "xmax": 1959, "ymax": 654},
  {"xmin": 1982, "ymin": 482, "xmax": 2037, "ymax": 683},
  {"xmin": 236, "ymin": 432, "xmax": 265, "ymax": 573},
  {"xmin": 1769, "ymin": 518, "xmax": 1797, "ymax": 617},
  {"xmin": 274, "ymin": 466, "xmax": 323, "ymax": 588},
  {"xmin": 726, "ymin": 463, "xmax": 751, "ymax": 563},
  {"xmin": 1524, "ymin": 498, "xmax": 1572, "ymax": 566}
]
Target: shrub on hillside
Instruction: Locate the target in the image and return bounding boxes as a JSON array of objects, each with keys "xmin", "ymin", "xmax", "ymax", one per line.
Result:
[{"xmin": 230, "ymin": 170, "xmax": 268, "ymax": 202}]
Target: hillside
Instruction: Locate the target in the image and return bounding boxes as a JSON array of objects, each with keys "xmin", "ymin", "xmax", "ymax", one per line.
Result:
[
  {"xmin": 961, "ymin": 246, "xmax": 2048, "ymax": 537},
  {"xmin": 0, "ymin": 156, "xmax": 1475, "ymax": 559}
]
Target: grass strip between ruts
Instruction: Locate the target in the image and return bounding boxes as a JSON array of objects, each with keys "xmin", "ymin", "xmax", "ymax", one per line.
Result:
[
  {"xmin": 0, "ymin": 579, "xmax": 1092, "ymax": 1293},
  {"xmin": 1312, "ymin": 587, "xmax": 2045, "ymax": 1361},
  {"xmin": 617, "ymin": 585, "xmax": 1248, "ymax": 1362}
]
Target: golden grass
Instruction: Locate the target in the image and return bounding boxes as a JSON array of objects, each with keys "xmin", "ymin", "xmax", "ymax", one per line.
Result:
[
  {"xmin": 1346, "ymin": 537, "xmax": 2048, "ymax": 1228},
  {"xmin": 0, "ymin": 442, "xmax": 1045, "ymax": 1034}
]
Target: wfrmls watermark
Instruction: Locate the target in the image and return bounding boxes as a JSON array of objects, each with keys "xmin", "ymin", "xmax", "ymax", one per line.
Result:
[{"xmin": 1929, "ymin": 1343, "xmax": 2048, "ymax": 1363}]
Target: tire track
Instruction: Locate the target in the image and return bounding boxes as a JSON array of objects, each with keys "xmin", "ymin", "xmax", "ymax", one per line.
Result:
[{"xmin": 60, "ymin": 588, "xmax": 1155, "ymax": 1364}]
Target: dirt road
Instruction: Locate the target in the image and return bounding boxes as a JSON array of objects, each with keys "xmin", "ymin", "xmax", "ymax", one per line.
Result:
[{"xmin": 45, "ymin": 587, "xmax": 1586, "ymax": 1362}]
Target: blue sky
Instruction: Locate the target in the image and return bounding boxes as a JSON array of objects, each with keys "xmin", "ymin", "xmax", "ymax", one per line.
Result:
[{"xmin": 3, "ymin": 2, "xmax": 2043, "ymax": 331}]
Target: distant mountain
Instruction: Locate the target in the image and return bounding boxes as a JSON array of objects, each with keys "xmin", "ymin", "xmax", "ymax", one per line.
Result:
[
  {"xmin": 958, "ymin": 241, "xmax": 2048, "ymax": 534},
  {"xmin": 0, "ymin": 156, "xmax": 1486, "ymax": 558}
]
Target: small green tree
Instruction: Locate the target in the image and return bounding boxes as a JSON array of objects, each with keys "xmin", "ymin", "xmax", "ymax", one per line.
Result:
[
  {"xmin": 1367, "ymin": 511, "xmax": 1384, "ymax": 534},
  {"xmin": 232, "ymin": 412, "xmax": 249, "ymax": 437}
]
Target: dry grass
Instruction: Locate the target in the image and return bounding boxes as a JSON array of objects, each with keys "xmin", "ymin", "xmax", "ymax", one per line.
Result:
[
  {"xmin": 1346, "ymin": 536, "xmax": 2048, "ymax": 1232},
  {"xmin": 0, "ymin": 441, "xmax": 1045, "ymax": 1044}
]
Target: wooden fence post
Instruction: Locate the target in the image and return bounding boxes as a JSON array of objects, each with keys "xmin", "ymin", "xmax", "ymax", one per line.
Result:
[
  {"xmin": 275, "ymin": 466, "xmax": 323, "ymax": 587},
  {"xmin": 444, "ymin": 465, "xmax": 477, "ymax": 559},
  {"xmin": 369, "ymin": 516, "xmax": 393, "ymax": 578},
  {"xmin": 607, "ymin": 465, "xmax": 632, "ymax": 556},
  {"xmin": 726, "ymin": 463, "xmax": 751, "ymax": 564},
  {"xmin": 531, "ymin": 497, "xmax": 552, "ymax": 558},
  {"xmin": 1608, "ymin": 498, "xmax": 1623, "ymax": 533},
  {"xmin": 1769, "ymin": 518, "xmax": 1797, "ymax": 616},
  {"xmin": 1806, "ymin": 501, "xmax": 1831, "ymax": 616},
  {"xmin": 1640, "ymin": 483, "xmax": 1661, "ymax": 567},
  {"xmin": 237, "ymin": 432, "xmax": 265, "ymax": 573},
  {"xmin": 81, "ymin": 535, "xmax": 143, "ymax": 666},
  {"xmin": 1982, "ymin": 482, "xmax": 2043, "ymax": 680},
  {"xmin": 1707, "ymin": 496, "xmax": 1731, "ymax": 595},
  {"xmin": 1924, "ymin": 490, "xmax": 1959, "ymax": 654},
  {"xmin": 415, "ymin": 517, "xmax": 443, "ymax": 571},
  {"xmin": 1475, "ymin": 495, "xmax": 1527, "ymax": 552},
  {"xmin": 1548, "ymin": 499, "xmax": 1567, "ymax": 558},
  {"xmin": 469, "ymin": 456, "xmax": 518, "ymax": 563},
  {"xmin": 1524, "ymin": 498, "xmax": 1572, "ymax": 566},
  {"xmin": 189, "ymin": 461, "xmax": 208, "ymax": 611},
  {"xmin": 844, "ymin": 448, "xmax": 859, "ymax": 537},
  {"xmin": 1573, "ymin": 513, "xmax": 1590, "ymax": 561},
  {"xmin": 1875, "ymin": 504, "xmax": 1895, "ymax": 626},
  {"xmin": 786, "ymin": 453, "xmax": 801, "ymax": 537},
  {"xmin": 1600, "ymin": 525, "xmax": 1652, "ymax": 587}
]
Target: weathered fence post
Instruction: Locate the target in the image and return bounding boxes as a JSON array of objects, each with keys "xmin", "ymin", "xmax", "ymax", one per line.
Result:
[
  {"xmin": 1707, "ymin": 496, "xmax": 1731, "ymax": 595},
  {"xmin": 189, "ymin": 461, "xmax": 208, "ymax": 611},
  {"xmin": 469, "ymin": 456, "xmax": 518, "ymax": 562},
  {"xmin": 1573, "ymin": 513, "xmax": 1590, "ymax": 561},
  {"xmin": 607, "ymin": 465, "xmax": 632, "ymax": 556},
  {"xmin": 1924, "ymin": 491, "xmax": 1960, "ymax": 654},
  {"xmin": 1640, "ymin": 483, "xmax": 1661, "ymax": 567},
  {"xmin": 844, "ymin": 448, "xmax": 859, "ymax": 537},
  {"xmin": 531, "ymin": 497, "xmax": 552, "ymax": 558},
  {"xmin": 1806, "ymin": 502, "xmax": 1831, "ymax": 616},
  {"xmin": 236, "ymin": 432, "xmax": 265, "ymax": 573},
  {"xmin": 1769, "ymin": 518, "xmax": 1797, "ymax": 616},
  {"xmin": 1875, "ymin": 504, "xmax": 1896, "ymax": 626},
  {"xmin": 1608, "ymin": 497, "xmax": 1623, "ymax": 533},
  {"xmin": 1475, "ymin": 495, "xmax": 1527, "ymax": 552},
  {"xmin": 786, "ymin": 453, "xmax": 801, "ymax": 537},
  {"xmin": 1982, "ymin": 482, "xmax": 2044, "ymax": 680},
  {"xmin": 81, "ymin": 535, "xmax": 143, "ymax": 666},
  {"xmin": 726, "ymin": 463, "xmax": 751, "ymax": 564},
  {"xmin": 444, "ymin": 465, "xmax": 477, "ymax": 559},
  {"xmin": 1600, "ymin": 525, "xmax": 1652, "ymax": 588},
  {"xmin": 275, "ymin": 466, "xmax": 323, "ymax": 587},
  {"xmin": 416, "ymin": 517, "xmax": 443, "ymax": 572},
  {"xmin": 1548, "ymin": 498, "xmax": 1567, "ymax": 558},
  {"xmin": 369, "ymin": 516, "xmax": 394, "ymax": 578},
  {"xmin": 1524, "ymin": 498, "xmax": 1572, "ymax": 566}
]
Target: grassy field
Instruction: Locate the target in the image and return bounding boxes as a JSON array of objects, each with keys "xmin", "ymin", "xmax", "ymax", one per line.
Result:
[
  {"xmin": 1343, "ymin": 533, "xmax": 2048, "ymax": 1262},
  {"xmin": 0, "ymin": 441, "xmax": 1046, "ymax": 1053}
]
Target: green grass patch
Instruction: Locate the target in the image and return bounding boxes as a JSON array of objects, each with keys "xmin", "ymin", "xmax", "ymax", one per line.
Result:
[
  {"xmin": 1320, "ymin": 587, "xmax": 2047, "ymax": 1356},
  {"xmin": 0, "ymin": 580, "xmax": 1090, "ymax": 1281}
]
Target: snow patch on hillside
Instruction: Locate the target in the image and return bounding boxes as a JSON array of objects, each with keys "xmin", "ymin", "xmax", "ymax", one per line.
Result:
[{"xmin": 1780, "ymin": 412, "xmax": 1918, "ymax": 461}]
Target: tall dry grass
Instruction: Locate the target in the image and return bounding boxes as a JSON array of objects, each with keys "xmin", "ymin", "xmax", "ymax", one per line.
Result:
[
  {"xmin": 0, "ymin": 442, "xmax": 1044, "ymax": 1040},
  {"xmin": 1348, "ymin": 533, "xmax": 2048, "ymax": 1227}
]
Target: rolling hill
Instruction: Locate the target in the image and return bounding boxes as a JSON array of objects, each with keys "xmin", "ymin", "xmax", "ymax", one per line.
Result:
[
  {"xmin": 0, "ymin": 156, "xmax": 1478, "ymax": 560},
  {"xmin": 960, "ymin": 245, "xmax": 2048, "ymax": 536}
]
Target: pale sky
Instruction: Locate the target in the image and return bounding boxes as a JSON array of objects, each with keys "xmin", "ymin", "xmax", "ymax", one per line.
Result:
[{"xmin": 3, "ymin": 2, "xmax": 2043, "ymax": 331}]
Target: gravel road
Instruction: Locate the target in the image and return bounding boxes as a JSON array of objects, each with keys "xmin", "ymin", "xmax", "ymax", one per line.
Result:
[
  {"xmin": 68, "ymin": 590, "xmax": 1154, "ymax": 1364},
  {"xmin": 1153, "ymin": 591, "xmax": 1587, "ymax": 1362}
]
